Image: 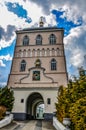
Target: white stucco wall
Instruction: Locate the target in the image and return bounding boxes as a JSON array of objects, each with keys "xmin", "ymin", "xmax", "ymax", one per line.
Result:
[{"xmin": 12, "ymin": 88, "xmax": 58, "ymax": 114}]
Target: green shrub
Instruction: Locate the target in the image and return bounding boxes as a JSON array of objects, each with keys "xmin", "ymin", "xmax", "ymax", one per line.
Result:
[
  {"xmin": 55, "ymin": 86, "xmax": 70, "ymax": 122},
  {"xmin": 69, "ymin": 97, "xmax": 86, "ymax": 130},
  {"xmin": 55, "ymin": 68, "xmax": 86, "ymax": 130},
  {"xmin": 0, "ymin": 87, "xmax": 14, "ymax": 112}
]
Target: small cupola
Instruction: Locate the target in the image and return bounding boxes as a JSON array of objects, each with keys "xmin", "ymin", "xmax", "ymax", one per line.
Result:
[{"xmin": 39, "ymin": 16, "xmax": 44, "ymax": 27}]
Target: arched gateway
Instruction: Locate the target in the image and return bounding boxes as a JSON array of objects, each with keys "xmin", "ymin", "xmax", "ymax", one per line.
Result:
[
  {"xmin": 7, "ymin": 18, "xmax": 67, "ymax": 120},
  {"xmin": 26, "ymin": 92, "xmax": 44, "ymax": 119}
]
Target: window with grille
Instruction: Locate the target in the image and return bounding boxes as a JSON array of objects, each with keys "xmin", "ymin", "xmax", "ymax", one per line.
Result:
[
  {"xmin": 49, "ymin": 34, "xmax": 56, "ymax": 45},
  {"xmin": 20, "ymin": 60, "xmax": 26, "ymax": 71},
  {"xmin": 36, "ymin": 35, "xmax": 42, "ymax": 45},
  {"xmin": 23, "ymin": 35, "xmax": 29, "ymax": 46},
  {"xmin": 51, "ymin": 59, "xmax": 57, "ymax": 70}
]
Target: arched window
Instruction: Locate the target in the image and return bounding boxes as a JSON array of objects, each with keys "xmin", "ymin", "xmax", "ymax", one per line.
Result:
[
  {"xmin": 49, "ymin": 34, "xmax": 56, "ymax": 45},
  {"xmin": 23, "ymin": 35, "xmax": 29, "ymax": 46},
  {"xmin": 51, "ymin": 59, "xmax": 57, "ymax": 70},
  {"xmin": 36, "ymin": 35, "xmax": 42, "ymax": 45},
  {"xmin": 20, "ymin": 60, "xmax": 26, "ymax": 71}
]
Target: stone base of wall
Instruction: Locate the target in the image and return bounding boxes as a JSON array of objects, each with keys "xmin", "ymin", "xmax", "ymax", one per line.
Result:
[
  {"xmin": 13, "ymin": 113, "xmax": 27, "ymax": 120},
  {"xmin": 44, "ymin": 113, "xmax": 54, "ymax": 120},
  {"xmin": 13, "ymin": 112, "xmax": 54, "ymax": 120}
]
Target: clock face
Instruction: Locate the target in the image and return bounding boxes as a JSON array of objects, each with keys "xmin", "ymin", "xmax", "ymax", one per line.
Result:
[{"xmin": 33, "ymin": 71, "xmax": 40, "ymax": 80}]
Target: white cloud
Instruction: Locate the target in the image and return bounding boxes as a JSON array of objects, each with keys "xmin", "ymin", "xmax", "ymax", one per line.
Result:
[
  {"xmin": 0, "ymin": 82, "xmax": 7, "ymax": 87},
  {"xmin": 0, "ymin": 1, "xmax": 30, "ymax": 49},
  {"xmin": 28, "ymin": 0, "xmax": 86, "ymax": 24},
  {"xmin": 21, "ymin": 0, "xmax": 56, "ymax": 27},
  {"xmin": 64, "ymin": 25, "xmax": 86, "ymax": 48},
  {"xmin": 64, "ymin": 25, "xmax": 86, "ymax": 68},
  {"xmin": 1, "ymin": 0, "xmax": 86, "ymax": 29},
  {"xmin": 0, "ymin": 1, "xmax": 29, "ymax": 29},
  {"xmin": 0, "ymin": 0, "xmax": 57, "ymax": 49},
  {"xmin": 64, "ymin": 27, "xmax": 81, "ymax": 47},
  {"xmin": 0, "ymin": 54, "xmax": 12, "ymax": 61},
  {"xmin": 0, "ymin": 60, "xmax": 6, "ymax": 67},
  {"xmin": 58, "ymin": 3, "xmax": 83, "ymax": 25},
  {"xmin": 0, "ymin": 0, "xmax": 57, "ymax": 28},
  {"xmin": 70, "ymin": 49, "xmax": 84, "ymax": 67},
  {"xmin": 0, "ymin": 34, "xmax": 15, "ymax": 49},
  {"xmin": 0, "ymin": 54, "xmax": 12, "ymax": 67}
]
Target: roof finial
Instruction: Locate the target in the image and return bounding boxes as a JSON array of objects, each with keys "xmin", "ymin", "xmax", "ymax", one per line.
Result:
[{"xmin": 39, "ymin": 16, "xmax": 44, "ymax": 27}]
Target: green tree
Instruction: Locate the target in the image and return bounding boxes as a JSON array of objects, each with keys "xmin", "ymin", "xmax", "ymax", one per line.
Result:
[
  {"xmin": 55, "ymin": 85, "xmax": 70, "ymax": 122},
  {"xmin": 0, "ymin": 86, "xmax": 14, "ymax": 111},
  {"xmin": 55, "ymin": 68, "xmax": 86, "ymax": 130},
  {"xmin": 69, "ymin": 97, "xmax": 86, "ymax": 130}
]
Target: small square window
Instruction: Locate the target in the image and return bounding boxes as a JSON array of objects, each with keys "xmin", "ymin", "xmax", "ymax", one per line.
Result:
[
  {"xmin": 47, "ymin": 98, "xmax": 51, "ymax": 104},
  {"xmin": 21, "ymin": 99, "xmax": 24, "ymax": 103}
]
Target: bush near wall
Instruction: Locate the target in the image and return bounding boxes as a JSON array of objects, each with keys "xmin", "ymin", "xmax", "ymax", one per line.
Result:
[
  {"xmin": 55, "ymin": 68, "xmax": 86, "ymax": 130},
  {"xmin": 0, "ymin": 86, "xmax": 14, "ymax": 120},
  {"xmin": 55, "ymin": 86, "xmax": 67, "ymax": 122},
  {"xmin": 69, "ymin": 97, "xmax": 86, "ymax": 130}
]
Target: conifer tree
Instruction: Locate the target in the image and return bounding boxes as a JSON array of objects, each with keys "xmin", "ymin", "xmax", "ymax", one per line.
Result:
[
  {"xmin": 0, "ymin": 86, "xmax": 14, "ymax": 111},
  {"xmin": 55, "ymin": 67, "xmax": 86, "ymax": 130}
]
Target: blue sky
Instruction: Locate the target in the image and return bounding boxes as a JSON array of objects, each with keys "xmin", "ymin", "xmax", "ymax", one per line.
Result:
[{"xmin": 0, "ymin": 0, "xmax": 86, "ymax": 86}]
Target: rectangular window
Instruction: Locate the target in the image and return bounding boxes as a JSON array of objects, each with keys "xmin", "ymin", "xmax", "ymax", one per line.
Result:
[
  {"xmin": 21, "ymin": 99, "xmax": 24, "ymax": 103},
  {"xmin": 47, "ymin": 98, "xmax": 51, "ymax": 104}
]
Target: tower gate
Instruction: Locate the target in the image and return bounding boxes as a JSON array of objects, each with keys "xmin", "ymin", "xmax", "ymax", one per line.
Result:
[{"xmin": 8, "ymin": 21, "xmax": 67, "ymax": 120}]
